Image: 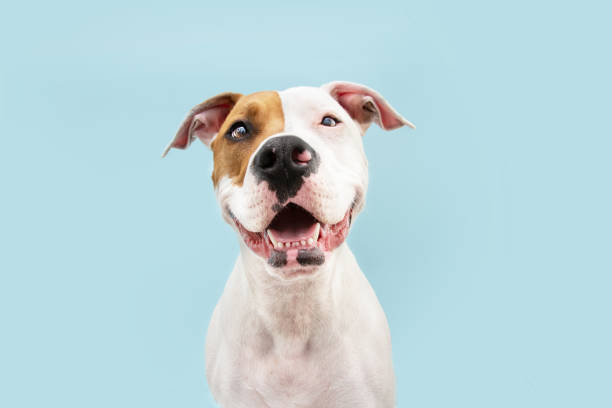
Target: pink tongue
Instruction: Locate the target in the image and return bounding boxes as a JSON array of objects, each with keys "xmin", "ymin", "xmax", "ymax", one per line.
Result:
[{"xmin": 269, "ymin": 222, "xmax": 317, "ymax": 242}]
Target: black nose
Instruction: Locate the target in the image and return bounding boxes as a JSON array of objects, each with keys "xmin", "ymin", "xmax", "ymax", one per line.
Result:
[{"xmin": 252, "ymin": 135, "xmax": 319, "ymax": 203}]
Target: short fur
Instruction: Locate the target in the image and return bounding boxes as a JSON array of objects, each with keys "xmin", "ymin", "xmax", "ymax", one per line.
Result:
[{"xmin": 164, "ymin": 81, "xmax": 413, "ymax": 407}]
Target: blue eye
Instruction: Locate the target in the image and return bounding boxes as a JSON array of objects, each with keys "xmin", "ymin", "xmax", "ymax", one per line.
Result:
[
  {"xmin": 228, "ymin": 122, "xmax": 249, "ymax": 140},
  {"xmin": 321, "ymin": 116, "xmax": 339, "ymax": 127}
]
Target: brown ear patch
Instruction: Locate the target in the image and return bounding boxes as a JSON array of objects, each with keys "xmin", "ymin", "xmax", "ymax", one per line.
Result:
[{"xmin": 210, "ymin": 91, "xmax": 284, "ymax": 187}]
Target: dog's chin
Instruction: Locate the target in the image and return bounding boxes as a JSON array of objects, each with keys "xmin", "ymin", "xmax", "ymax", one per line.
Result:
[{"xmin": 232, "ymin": 203, "xmax": 352, "ymax": 276}]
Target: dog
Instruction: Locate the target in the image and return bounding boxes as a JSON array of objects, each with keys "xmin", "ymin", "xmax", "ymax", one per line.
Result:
[{"xmin": 163, "ymin": 81, "xmax": 414, "ymax": 407}]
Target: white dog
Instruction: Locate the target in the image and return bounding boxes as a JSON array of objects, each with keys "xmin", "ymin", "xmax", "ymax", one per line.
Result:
[{"xmin": 164, "ymin": 81, "xmax": 414, "ymax": 407}]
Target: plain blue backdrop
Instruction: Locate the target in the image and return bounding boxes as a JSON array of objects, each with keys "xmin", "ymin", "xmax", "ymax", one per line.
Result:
[{"xmin": 1, "ymin": 1, "xmax": 610, "ymax": 407}]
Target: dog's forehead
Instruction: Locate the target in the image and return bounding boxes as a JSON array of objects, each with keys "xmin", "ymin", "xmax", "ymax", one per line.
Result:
[{"xmin": 279, "ymin": 86, "xmax": 340, "ymax": 119}]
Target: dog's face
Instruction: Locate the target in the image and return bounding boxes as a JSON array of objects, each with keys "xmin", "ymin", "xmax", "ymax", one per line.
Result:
[{"xmin": 164, "ymin": 82, "xmax": 413, "ymax": 278}]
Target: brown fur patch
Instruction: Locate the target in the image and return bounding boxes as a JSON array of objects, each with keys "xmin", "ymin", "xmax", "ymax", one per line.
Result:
[{"xmin": 210, "ymin": 91, "xmax": 284, "ymax": 186}]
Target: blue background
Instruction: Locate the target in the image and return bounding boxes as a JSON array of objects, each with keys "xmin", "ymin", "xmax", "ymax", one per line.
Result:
[{"xmin": 1, "ymin": 1, "xmax": 610, "ymax": 407}]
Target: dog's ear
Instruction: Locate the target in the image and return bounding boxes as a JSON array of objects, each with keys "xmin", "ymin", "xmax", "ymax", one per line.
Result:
[
  {"xmin": 162, "ymin": 92, "xmax": 242, "ymax": 157},
  {"xmin": 321, "ymin": 81, "xmax": 414, "ymax": 134}
]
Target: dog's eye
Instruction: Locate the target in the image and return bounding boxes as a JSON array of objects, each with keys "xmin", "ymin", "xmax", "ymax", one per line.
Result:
[
  {"xmin": 321, "ymin": 116, "xmax": 339, "ymax": 127},
  {"xmin": 227, "ymin": 122, "xmax": 249, "ymax": 141}
]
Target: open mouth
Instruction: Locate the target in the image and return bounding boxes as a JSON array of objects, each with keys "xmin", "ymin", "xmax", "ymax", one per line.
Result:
[
  {"xmin": 231, "ymin": 203, "xmax": 352, "ymax": 268},
  {"xmin": 267, "ymin": 204, "xmax": 322, "ymax": 250}
]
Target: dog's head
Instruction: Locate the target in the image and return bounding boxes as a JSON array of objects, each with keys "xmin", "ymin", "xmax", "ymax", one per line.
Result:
[{"xmin": 164, "ymin": 81, "xmax": 413, "ymax": 278}]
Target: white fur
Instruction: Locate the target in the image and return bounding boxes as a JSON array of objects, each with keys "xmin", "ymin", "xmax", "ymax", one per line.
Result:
[
  {"xmin": 205, "ymin": 85, "xmax": 408, "ymax": 407},
  {"xmin": 206, "ymin": 244, "xmax": 395, "ymax": 407}
]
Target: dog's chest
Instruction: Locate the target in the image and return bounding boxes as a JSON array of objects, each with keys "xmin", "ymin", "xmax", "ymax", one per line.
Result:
[
  {"xmin": 248, "ymin": 351, "xmax": 333, "ymax": 405},
  {"xmin": 241, "ymin": 340, "xmax": 369, "ymax": 407}
]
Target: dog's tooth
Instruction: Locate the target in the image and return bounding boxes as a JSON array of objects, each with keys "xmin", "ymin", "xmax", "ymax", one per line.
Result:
[
  {"xmin": 307, "ymin": 237, "xmax": 314, "ymax": 245},
  {"xmin": 267, "ymin": 230, "xmax": 278, "ymax": 247},
  {"xmin": 313, "ymin": 223, "xmax": 321, "ymax": 241},
  {"xmin": 276, "ymin": 241, "xmax": 284, "ymax": 249},
  {"xmin": 300, "ymin": 240, "xmax": 306, "ymax": 245}
]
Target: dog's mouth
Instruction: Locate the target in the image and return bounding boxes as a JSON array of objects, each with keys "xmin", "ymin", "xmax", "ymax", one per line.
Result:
[{"xmin": 232, "ymin": 203, "xmax": 352, "ymax": 269}]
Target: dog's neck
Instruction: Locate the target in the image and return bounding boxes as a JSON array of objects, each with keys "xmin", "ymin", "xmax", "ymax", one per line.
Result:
[{"xmin": 237, "ymin": 242, "xmax": 347, "ymax": 356}]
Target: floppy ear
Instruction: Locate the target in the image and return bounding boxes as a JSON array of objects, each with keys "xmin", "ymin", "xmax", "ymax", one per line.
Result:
[
  {"xmin": 162, "ymin": 92, "xmax": 242, "ymax": 157},
  {"xmin": 321, "ymin": 81, "xmax": 415, "ymax": 134}
]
